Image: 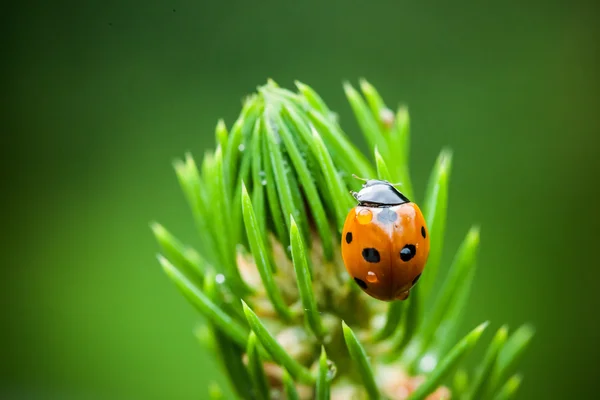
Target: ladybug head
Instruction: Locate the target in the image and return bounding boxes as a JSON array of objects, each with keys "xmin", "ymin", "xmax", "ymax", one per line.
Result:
[
  {"xmin": 362, "ymin": 179, "xmax": 392, "ymax": 188},
  {"xmin": 351, "ymin": 178, "xmax": 411, "ymax": 207}
]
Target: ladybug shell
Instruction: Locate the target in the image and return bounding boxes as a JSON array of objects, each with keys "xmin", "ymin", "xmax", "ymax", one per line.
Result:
[{"xmin": 341, "ymin": 203, "xmax": 430, "ymax": 301}]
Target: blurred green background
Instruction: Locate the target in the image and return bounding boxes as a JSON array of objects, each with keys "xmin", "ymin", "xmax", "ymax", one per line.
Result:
[{"xmin": 3, "ymin": 0, "xmax": 599, "ymax": 399}]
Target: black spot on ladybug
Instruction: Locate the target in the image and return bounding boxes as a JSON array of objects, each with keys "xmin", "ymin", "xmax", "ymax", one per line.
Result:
[
  {"xmin": 421, "ymin": 226, "xmax": 426, "ymax": 238},
  {"xmin": 377, "ymin": 208, "xmax": 398, "ymax": 224},
  {"xmin": 354, "ymin": 277, "xmax": 367, "ymax": 289},
  {"xmin": 412, "ymin": 273, "xmax": 421, "ymax": 285},
  {"xmin": 362, "ymin": 248, "xmax": 380, "ymax": 263},
  {"xmin": 400, "ymin": 244, "xmax": 416, "ymax": 262},
  {"xmin": 346, "ymin": 232, "xmax": 353, "ymax": 244}
]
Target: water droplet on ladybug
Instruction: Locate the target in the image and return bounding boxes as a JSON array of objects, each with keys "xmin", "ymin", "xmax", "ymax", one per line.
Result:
[
  {"xmin": 366, "ymin": 271, "xmax": 378, "ymax": 283},
  {"xmin": 357, "ymin": 208, "xmax": 373, "ymax": 224}
]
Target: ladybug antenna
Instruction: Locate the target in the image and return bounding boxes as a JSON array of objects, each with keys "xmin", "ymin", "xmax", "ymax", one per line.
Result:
[
  {"xmin": 351, "ymin": 174, "xmax": 368, "ymax": 182},
  {"xmin": 389, "ymin": 181, "xmax": 403, "ymax": 187}
]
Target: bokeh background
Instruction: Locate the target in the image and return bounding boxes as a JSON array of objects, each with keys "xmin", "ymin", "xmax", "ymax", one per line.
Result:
[{"xmin": 3, "ymin": 0, "xmax": 599, "ymax": 399}]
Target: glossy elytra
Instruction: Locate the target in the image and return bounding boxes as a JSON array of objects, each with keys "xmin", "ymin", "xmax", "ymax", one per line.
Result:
[{"xmin": 341, "ymin": 177, "xmax": 430, "ymax": 301}]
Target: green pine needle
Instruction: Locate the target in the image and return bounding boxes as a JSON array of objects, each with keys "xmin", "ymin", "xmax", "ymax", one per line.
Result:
[
  {"xmin": 282, "ymin": 369, "xmax": 300, "ymax": 400},
  {"xmin": 412, "ymin": 225, "xmax": 481, "ymax": 365},
  {"xmin": 374, "ymin": 146, "xmax": 392, "ymax": 182},
  {"xmin": 342, "ymin": 321, "xmax": 380, "ymax": 400},
  {"xmin": 215, "ymin": 120, "xmax": 228, "ymax": 157},
  {"xmin": 316, "ymin": 346, "xmax": 332, "ymax": 400},
  {"xmin": 389, "ymin": 282, "xmax": 421, "ymax": 359},
  {"xmin": 304, "ymin": 107, "xmax": 375, "ymax": 180},
  {"xmin": 241, "ymin": 183, "xmax": 292, "ymax": 321},
  {"xmin": 309, "ymin": 125, "xmax": 354, "ymax": 231},
  {"xmin": 204, "ymin": 328, "xmax": 254, "ymax": 398},
  {"xmin": 264, "ymin": 108, "xmax": 308, "ymax": 243},
  {"xmin": 274, "ymin": 110, "xmax": 333, "ymax": 260},
  {"xmin": 209, "ymin": 382, "xmax": 225, "ymax": 400},
  {"xmin": 294, "ymin": 81, "xmax": 329, "ymax": 113},
  {"xmin": 407, "ymin": 321, "xmax": 489, "ymax": 400},
  {"xmin": 358, "ymin": 79, "xmax": 388, "ymax": 132},
  {"xmin": 173, "ymin": 154, "xmax": 217, "ymax": 263},
  {"xmin": 246, "ymin": 332, "xmax": 270, "ymax": 400},
  {"xmin": 388, "ymin": 106, "xmax": 413, "ymax": 198},
  {"xmin": 418, "ymin": 148, "xmax": 453, "ymax": 305},
  {"xmin": 242, "ymin": 300, "xmax": 315, "ymax": 385},
  {"xmin": 150, "ymin": 222, "xmax": 205, "ymax": 284},
  {"xmin": 492, "ymin": 374, "xmax": 523, "ymax": 400},
  {"xmin": 466, "ymin": 325, "xmax": 508, "ymax": 400},
  {"xmin": 211, "ymin": 146, "xmax": 249, "ymax": 295},
  {"xmin": 259, "ymin": 118, "xmax": 289, "ymax": 250},
  {"xmin": 250, "ymin": 119, "xmax": 268, "ymax": 244},
  {"xmin": 372, "ymin": 299, "xmax": 404, "ymax": 342},
  {"xmin": 159, "ymin": 255, "xmax": 249, "ymax": 348},
  {"xmin": 196, "ymin": 270, "xmax": 254, "ymax": 400},
  {"xmin": 290, "ymin": 215, "xmax": 325, "ymax": 340},
  {"xmin": 452, "ymin": 368, "xmax": 469, "ymax": 396},
  {"xmin": 346, "ymin": 79, "xmax": 413, "ymax": 198},
  {"xmin": 343, "ymin": 81, "xmax": 383, "ymax": 154},
  {"xmin": 223, "ymin": 96, "xmax": 260, "ymax": 192},
  {"xmin": 487, "ymin": 324, "xmax": 535, "ymax": 397}
]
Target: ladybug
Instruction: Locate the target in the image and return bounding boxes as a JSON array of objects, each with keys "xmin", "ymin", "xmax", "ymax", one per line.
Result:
[{"xmin": 341, "ymin": 177, "xmax": 430, "ymax": 301}]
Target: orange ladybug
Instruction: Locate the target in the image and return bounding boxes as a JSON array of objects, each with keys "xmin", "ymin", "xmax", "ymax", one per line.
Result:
[{"xmin": 341, "ymin": 177, "xmax": 430, "ymax": 301}]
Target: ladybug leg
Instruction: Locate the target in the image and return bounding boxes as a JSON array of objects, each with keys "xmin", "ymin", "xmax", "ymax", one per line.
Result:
[{"xmin": 395, "ymin": 290, "xmax": 410, "ymax": 301}]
